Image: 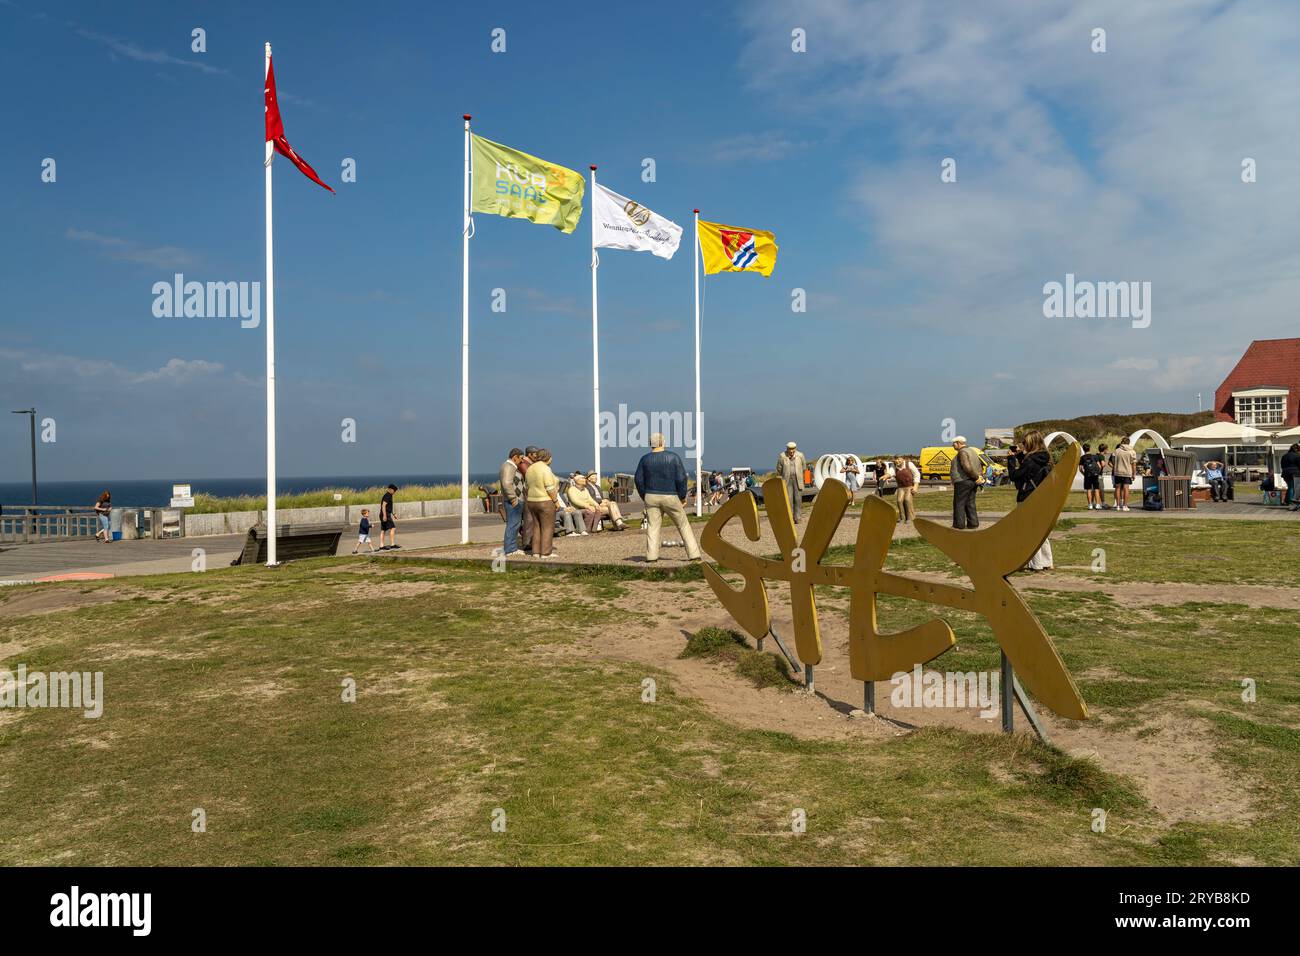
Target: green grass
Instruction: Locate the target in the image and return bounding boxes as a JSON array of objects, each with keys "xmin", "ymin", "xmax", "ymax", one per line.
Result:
[
  {"xmin": 1, "ymin": 522, "xmax": 1296, "ymax": 865},
  {"xmin": 681, "ymin": 626, "xmax": 798, "ymax": 691},
  {"xmin": 190, "ymin": 482, "xmax": 482, "ymax": 513},
  {"xmin": 823, "ymin": 516, "xmax": 1300, "ymax": 587},
  {"xmin": 912, "ymin": 485, "xmax": 1094, "ymax": 513}
]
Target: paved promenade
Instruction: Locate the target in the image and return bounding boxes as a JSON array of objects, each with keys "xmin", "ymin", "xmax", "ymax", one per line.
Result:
[
  {"xmin": 0, "ymin": 511, "xmax": 506, "ymax": 583},
  {"xmin": 0, "ymin": 494, "xmax": 1291, "ymax": 584}
]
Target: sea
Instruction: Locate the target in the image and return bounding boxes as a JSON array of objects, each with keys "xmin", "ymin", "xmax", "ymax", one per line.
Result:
[{"xmin": 0, "ymin": 474, "xmax": 500, "ymax": 510}]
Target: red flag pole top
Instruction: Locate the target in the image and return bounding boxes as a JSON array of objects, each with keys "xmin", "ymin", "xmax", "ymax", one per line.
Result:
[{"xmin": 264, "ymin": 56, "xmax": 335, "ymax": 193}]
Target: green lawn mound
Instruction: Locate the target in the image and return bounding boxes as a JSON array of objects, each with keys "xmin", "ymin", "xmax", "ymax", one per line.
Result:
[{"xmin": 680, "ymin": 626, "xmax": 799, "ymax": 691}]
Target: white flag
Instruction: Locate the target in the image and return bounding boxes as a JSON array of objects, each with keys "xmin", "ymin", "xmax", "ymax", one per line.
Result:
[{"xmin": 591, "ymin": 182, "xmax": 682, "ymax": 259}]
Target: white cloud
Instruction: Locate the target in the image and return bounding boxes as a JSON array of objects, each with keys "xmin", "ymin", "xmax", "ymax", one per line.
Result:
[
  {"xmin": 740, "ymin": 0, "xmax": 1300, "ymax": 370},
  {"xmin": 1, "ymin": 348, "xmax": 224, "ymax": 386},
  {"xmin": 1109, "ymin": 357, "xmax": 1158, "ymax": 372},
  {"xmin": 65, "ymin": 228, "xmax": 198, "ymax": 270},
  {"xmin": 703, "ymin": 131, "xmax": 812, "ymax": 164},
  {"xmin": 74, "ymin": 28, "xmax": 229, "ymax": 76}
]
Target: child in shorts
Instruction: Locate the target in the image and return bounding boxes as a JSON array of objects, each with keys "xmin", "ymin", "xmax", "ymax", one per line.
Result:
[{"xmin": 353, "ymin": 509, "xmax": 375, "ymax": 554}]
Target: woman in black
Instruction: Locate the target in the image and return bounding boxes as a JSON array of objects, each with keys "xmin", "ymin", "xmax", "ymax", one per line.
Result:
[
  {"xmin": 1282, "ymin": 443, "xmax": 1300, "ymax": 512},
  {"xmin": 1007, "ymin": 431, "xmax": 1053, "ymax": 570}
]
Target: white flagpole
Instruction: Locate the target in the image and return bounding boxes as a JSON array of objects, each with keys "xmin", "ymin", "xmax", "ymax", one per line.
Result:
[
  {"xmin": 461, "ymin": 114, "xmax": 472, "ymax": 544},
  {"xmin": 264, "ymin": 42, "xmax": 278, "ymax": 566},
  {"xmin": 693, "ymin": 208, "xmax": 702, "ymax": 517},
  {"xmin": 589, "ymin": 165, "xmax": 601, "ymax": 485}
]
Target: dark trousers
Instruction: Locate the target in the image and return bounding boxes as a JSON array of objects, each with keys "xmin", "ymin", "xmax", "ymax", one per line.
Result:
[
  {"xmin": 952, "ymin": 480, "xmax": 979, "ymax": 529},
  {"xmin": 521, "ymin": 494, "xmax": 535, "ymax": 548},
  {"xmin": 503, "ymin": 498, "xmax": 523, "ymax": 554},
  {"xmin": 1286, "ymin": 475, "xmax": 1298, "ymax": 506},
  {"xmin": 1208, "ymin": 477, "xmax": 1227, "ymax": 501}
]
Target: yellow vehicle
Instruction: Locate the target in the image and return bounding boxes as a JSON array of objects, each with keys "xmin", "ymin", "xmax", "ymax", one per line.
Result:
[{"xmin": 919, "ymin": 446, "xmax": 1007, "ymax": 483}]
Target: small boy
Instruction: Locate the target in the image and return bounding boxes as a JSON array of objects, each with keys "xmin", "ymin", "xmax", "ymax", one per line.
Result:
[{"xmin": 353, "ymin": 509, "xmax": 375, "ymax": 554}]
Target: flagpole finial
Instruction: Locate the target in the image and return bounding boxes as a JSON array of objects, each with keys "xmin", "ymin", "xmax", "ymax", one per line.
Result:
[
  {"xmin": 463, "ymin": 113, "xmax": 472, "ymax": 121},
  {"xmin": 590, "ymin": 165, "xmax": 597, "ymax": 171},
  {"xmin": 693, "ymin": 208, "xmax": 699, "ymax": 214}
]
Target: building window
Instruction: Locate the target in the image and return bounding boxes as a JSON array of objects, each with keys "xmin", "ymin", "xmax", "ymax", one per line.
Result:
[
  {"xmin": 1234, "ymin": 395, "xmax": 1286, "ymax": 426},
  {"xmin": 1229, "ymin": 445, "xmax": 1269, "ymax": 467}
]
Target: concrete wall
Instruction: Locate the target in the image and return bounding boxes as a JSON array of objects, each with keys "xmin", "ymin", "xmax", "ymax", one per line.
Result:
[{"xmin": 178, "ymin": 497, "xmax": 476, "ymax": 537}]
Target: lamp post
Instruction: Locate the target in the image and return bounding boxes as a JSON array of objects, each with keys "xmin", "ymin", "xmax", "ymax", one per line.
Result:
[{"xmin": 10, "ymin": 408, "xmax": 37, "ymax": 506}]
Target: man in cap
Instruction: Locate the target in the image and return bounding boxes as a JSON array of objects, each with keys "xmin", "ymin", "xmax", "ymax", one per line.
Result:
[
  {"xmin": 950, "ymin": 436, "xmax": 985, "ymax": 529},
  {"xmin": 776, "ymin": 441, "xmax": 808, "ymax": 523}
]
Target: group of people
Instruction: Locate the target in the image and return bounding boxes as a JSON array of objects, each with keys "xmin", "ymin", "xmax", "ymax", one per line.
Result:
[
  {"xmin": 775, "ymin": 442, "xmax": 921, "ymax": 524},
  {"xmin": 1077, "ymin": 440, "xmax": 1139, "ymax": 511},
  {"xmin": 352, "ymin": 483, "xmax": 400, "ymax": 553},
  {"xmin": 704, "ymin": 469, "xmax": 756, "ymax": 508},
  {"xmin": 498, "ymin": 446, "xmax": 628, "ymax": 559},
  {"xmin": 951, "ymin": 433, "xmax": 1145, "ymax": 569},
  {"xmin": 1076, "ymin": 442, "xmax": 1138, "ymax": 512},
  {"xmin": 494, "ymin": 435, "xmax": 702, "ymax": 563}
]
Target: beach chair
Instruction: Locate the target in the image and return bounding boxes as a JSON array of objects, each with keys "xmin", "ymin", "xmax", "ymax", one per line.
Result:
[{"xmin": 158, "ymin": 509, "xmax": 183, "ymax": 539}]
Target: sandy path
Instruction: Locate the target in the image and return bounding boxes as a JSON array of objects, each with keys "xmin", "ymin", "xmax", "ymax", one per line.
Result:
[{"xmin": 589, "ymin": 577, "xmax": 1257, "ymax": 825}]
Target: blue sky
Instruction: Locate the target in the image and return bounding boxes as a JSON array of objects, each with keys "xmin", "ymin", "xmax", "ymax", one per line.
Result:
[{"xmin": 3, "ymin": 0, "xmax": 1298, "ymax": 482}]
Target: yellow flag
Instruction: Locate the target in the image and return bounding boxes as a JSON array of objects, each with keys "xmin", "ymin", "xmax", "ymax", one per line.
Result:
[{"xmin": 697, "ymin": 219, "xmax": 778, "ymax": 276}]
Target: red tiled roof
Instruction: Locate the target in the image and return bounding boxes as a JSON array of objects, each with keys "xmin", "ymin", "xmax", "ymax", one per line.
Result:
[{"xmin": 1215, "ymin": 338, "xmax": 1300, "ymax": 426}]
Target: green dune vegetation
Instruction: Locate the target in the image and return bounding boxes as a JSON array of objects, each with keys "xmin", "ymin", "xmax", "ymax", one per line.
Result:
[{"xmin": 189, "ymin": 483, "xmax": 480, "ymax": 514}]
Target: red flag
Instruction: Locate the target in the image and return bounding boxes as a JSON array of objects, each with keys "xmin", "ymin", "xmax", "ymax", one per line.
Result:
[{"xmin": 264, "ymin": 56, "xmax": 334, "ymax": 193}]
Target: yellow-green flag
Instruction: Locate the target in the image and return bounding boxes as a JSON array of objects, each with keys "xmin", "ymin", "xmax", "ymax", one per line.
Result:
[{"xmin": 471, "ymin": 134, "xmax": 584, "ymax": 234}]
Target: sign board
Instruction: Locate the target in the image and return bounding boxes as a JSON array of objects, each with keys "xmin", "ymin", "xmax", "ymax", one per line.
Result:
[{"xmin": 171, "ymin": 484, "xmax": 194, "ymax": 508}]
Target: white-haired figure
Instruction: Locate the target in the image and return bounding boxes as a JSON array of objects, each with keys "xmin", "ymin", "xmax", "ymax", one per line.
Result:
[
  {"xmin": 776, "ymin": 441, "xmax": 807, "ymax": 523},
  {"xmin": 950, "ymin": 436, "xmax": 985, "ymax": 530},
  {"xmin": 633, "ymin": 433, "xmax": 701, "ymax": 563}
]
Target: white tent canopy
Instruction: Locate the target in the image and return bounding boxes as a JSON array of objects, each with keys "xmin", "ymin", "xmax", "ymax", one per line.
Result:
[
  {"xmin": 1171, "ymin": 421, "xmax": 1272, "ymax": 443},
  {"xmin": 1274, "ymin": 425, "xmax": 1300, "ymax": 438}
]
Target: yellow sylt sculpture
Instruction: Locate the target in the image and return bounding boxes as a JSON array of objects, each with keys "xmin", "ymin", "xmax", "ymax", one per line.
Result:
[{"xmin": 700, "ymin": 443, "xmax": 1087, "ymax": 720}]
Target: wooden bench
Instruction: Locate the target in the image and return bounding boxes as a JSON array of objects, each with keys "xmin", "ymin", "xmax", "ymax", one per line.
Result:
[{"xmin": 230, "ymin": 523, "xmax": 347, "ymax": 565}]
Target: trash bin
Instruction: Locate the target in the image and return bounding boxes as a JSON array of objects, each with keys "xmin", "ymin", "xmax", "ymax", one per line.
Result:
[
  {"xmin": 110, "ymin": 507, "xmax": 123, "ymax": 541},
  {"xmin": 119, "ymin": 510, "xmax": 139, "ymax": 540}
]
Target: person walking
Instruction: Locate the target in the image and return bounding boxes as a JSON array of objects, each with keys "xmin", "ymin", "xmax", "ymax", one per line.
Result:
[
  {"xmin": 1008, "ymin": 430, "xmax": 1054, "ymax": 570},
  {"xmin": 377, "ymin": 484, "xmax": 399, "ymax": 549},
  {"xmin": 1282, "ymin": 443, "xmax": 1300, "ymax": 511},
  {"xmin": 93, "ymin": 491, "xmax": 112, "ymax": 543},
  {"xmin": 635, "ymin": 433, "xmax": 701, "ymax": 563},
  {"xmin": 949, "ymin": 436, "xmax": 984, "ymax": 529},
  {"xmin": 498, "ymin": 448, "xmax": 526, "ymax": 556},
  {"xmin": 842, "ymin": 455, "xmax": 862, "ymax": 503},
  {"xmin": 1110, "ymin": 438, "xmax": 1138, "ymax": 511},
  {"xmin": 893, "ymin": 456, "xmax": 916, "ymax": 523},
  {"xmin": 524, "ymin": 448, "xmax": 560, "ymax": 558},
  {"xmin": 776, "ymin": 441, "xmax": 807, "ymax": 523},
  {"xmin": 352, "ymin": 509, "xmax": 376, "ymax": 554}
]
